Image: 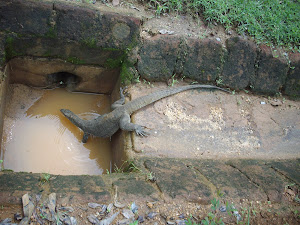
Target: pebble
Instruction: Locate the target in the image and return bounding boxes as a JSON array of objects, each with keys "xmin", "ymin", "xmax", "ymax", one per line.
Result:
[
  {"xmin": 58, "ymin": 206, "xmax": 74, "ymax": 212},
  {"xmin": 147, "ymin": 212, "xmax": 157, "ymax": 219},
  {"xmin": 178, "ymin": 213, "xmax": 185, "ymax": 219},
  {"xmin": 14, "ymin": 213, "xmax": 22, "ymax": 221},
  {"xmin": 146, "ymin": 202, "xmax": 153, "ymax": 209},
  {"xmin": 88, "ymin": 202, "xmax": 102, "ymax": 209},
  {"xmin": 87, "ymin": 214, "xmax": 100, "ymax": 224},
  {"xmin": 114, "ymin": 201, "xmax": 125, "ymax": 208},
  {"xmin": 107, "ymin": 203, "xmax": 113, "ymax": 212},
  {"xmin": 219, "ymin": 205, "xmax": 227, "ymax": 212},
  {"xmin": 137, "ymin": 215, "xmax": 144, "ymax": 223},
  {"xmin": 176, "ymin": 220, "xmax": 186, "ymax": 225},
  {"xmin": 131, "ymin": 202, "xmax": 139, "ymax": 214},
  {"xmin": 122, "ymin": 209, "xmax": 134, "ymax": 219}
]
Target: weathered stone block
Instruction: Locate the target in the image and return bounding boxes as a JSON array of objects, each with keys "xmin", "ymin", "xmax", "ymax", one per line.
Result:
[
  {"xmin": 0, "ymin": 0, "xmax": 53, "ymax": 36},
  {"xmin": 284, "ymin": 52, "xmax": 300, "ymax": 98},
  {"xmin": 138, "ymin": 36, "xmax": 180, "ymax": 81},
  {"xmin": 182, "ymin": 38, "xmax": 223, "ymax": 83},
  {"xmin": 253, "ymin": 45, "xmax": 289, "ymax": 94},
  {"xmin": 4, "ymin": 37, "xmax": 124, "ymax": 66},
  {"xmin": 0, "ymin": 34, "xmax": 4, "ymax": 66},
  {"xmin": 54, "ymin": 2, "xmax": 140, "ymax": 49},
  {"xmin": 190, "ymin": 160, "xmax": 267, "ymax": 200},
  {"xmin": 144, "ymin": 158, "xmax": 212, "ymax": 203},
  {"xmin": 222, "ymin": 37, "xmax": 257, "ymax": 89},
  {"xmin": 228, "ymin": 160, "xmax": 291, "ymax": 202}
]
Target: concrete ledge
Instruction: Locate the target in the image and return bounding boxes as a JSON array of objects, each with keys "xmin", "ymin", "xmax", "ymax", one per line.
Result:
[
  {"xmin": 0, "ymin": 0, "xmax": 299, "ymax": 98},
  {"xmin": 1, "ymin": 159, "xmax": 299, "ymax": 205}
]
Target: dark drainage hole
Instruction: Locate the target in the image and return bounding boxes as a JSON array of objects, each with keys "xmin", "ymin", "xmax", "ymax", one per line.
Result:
[
  {"xmin": 1, "ymin": 83, "xmax": 116, "ymax": 175},
  {"xmin": 47, "ymin": 72, "xmax": 81, "ymax": 90}
]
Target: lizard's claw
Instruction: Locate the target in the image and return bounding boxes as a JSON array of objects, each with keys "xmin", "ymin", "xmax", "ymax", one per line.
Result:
[{"xmin": 135, "ymin": 126, "xmax": 150, "ymax": 137}]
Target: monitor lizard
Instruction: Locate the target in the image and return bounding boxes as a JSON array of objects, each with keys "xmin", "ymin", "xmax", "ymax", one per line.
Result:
[{"xmin": 60, "ymin": 84, "xmax": 230, "ymax": 143}]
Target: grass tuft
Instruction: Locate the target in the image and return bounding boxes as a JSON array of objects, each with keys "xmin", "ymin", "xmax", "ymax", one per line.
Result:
[{"xmin": 146, "ymin": 0, "xmax": 300, "ymax": 49}]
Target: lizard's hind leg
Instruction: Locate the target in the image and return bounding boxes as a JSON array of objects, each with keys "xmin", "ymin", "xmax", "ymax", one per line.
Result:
[
  {"xmin": 119, "ymin": 113, "xmax": 149, "ymax": 137},
  {"xmin": 111, "ymin": 87, "xmax": 125, "ymax": 110}
]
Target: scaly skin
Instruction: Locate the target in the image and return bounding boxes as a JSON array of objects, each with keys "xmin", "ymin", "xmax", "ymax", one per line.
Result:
[{"xmin": 60, "ymin": 84, "xmax": 230, "ymax": 143}]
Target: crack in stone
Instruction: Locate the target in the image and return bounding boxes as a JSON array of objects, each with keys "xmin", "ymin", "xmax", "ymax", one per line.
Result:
[
  {"xmin": 268, "ymin": 164, "xmax": 299, "ymax": 186},
  {"xmin": 227, "ymin": 163, "xmax": 270, "ymax": 201},
  {"xmin": 187, "ymin": 165, "xmax": 218, "ymax": 197}
]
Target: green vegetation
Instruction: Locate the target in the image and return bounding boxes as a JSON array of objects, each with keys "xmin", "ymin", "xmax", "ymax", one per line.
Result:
[
  {"xmin": 40, "ymin": 172, "xmax": 51, "ymax": 184},
  {"xmin": 147, "ymin": 0, "xmax": 300, "ymax": 49}
]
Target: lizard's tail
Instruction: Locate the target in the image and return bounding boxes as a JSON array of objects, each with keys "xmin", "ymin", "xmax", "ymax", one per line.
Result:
[
  {"xmin": 125, "ymin": 84, "xmax": 230, "ymax": 115},
  {"xmin": 60, "ymin": 109, "xmax": 86, "ymax": 130}
]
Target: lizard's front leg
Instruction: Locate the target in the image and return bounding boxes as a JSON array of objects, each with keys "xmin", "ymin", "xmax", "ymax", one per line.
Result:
[{"xmin": 119, "ymin": 113, "xmax": 149, "ymax": 137}]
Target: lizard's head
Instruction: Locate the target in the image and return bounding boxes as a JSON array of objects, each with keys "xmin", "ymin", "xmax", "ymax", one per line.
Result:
[{"xmin": 60, "ymin": 109, "xmax": 72, "ymax": 117}]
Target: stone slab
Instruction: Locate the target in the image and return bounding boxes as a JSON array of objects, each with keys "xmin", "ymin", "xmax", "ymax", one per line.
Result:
[
  {"xmin": 266, "ymin": 159, "xmax": 300, "ymax": 185},
  {"xmin": 222, "ymin": 37, "xmax": 257, "ymax": 89},
  {"xmin": 284, "ymin": 52, "xmax": 300, "ymax": 98},
  {"xmin": 138, "ymin": 36, "xmax": 180, "ymax": 81},
  {"xmin": 183, "ymin": 38, "xmax": 223, "ymax": 83},
  {"xmin": 0, "ymin": 0, "xmax": 53, "ymax": 36},
  {"xmin": 189, "ymin": 160, "xmax": 267, "ymax": 201},
  {"xmin": 6, "ymin": 37, "xmax": 124, "ymax": 67},
  {"xmin": 227, "ymin": 160, "xmax": 293, "ymax": 202},
  {"xmin": 54, "ymin": 1, "xmax": 140, "ymax": 50},
  {"xmin": 113, "ymin": 177, "xmax": 156, "ymax": 197},
  {"xmin": 49, "ymin": 175, "xmax": 110, "ymax": 202},
  {"xmin": 0, "ymin": 171, "xmax": 111, "ymax": 204},
  {"xmin": 144, "ymin": 158, "xmax": 212, "ymax": 203},
  {"xmin": 253, "ymin": 45, "xmax": 289, "ymax": 94}
]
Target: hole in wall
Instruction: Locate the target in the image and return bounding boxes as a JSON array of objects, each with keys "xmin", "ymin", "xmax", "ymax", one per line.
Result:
[
  {"xmin": 0, "ymin": 58, "xmax": 125, "ymax": 175},
  {"xmin": 46, "ymin": 72, "xmax": 81, "ymax": 90}
]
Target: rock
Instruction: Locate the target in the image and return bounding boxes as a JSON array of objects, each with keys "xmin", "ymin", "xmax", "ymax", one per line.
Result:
[
  {"xmin": 117, "ymin": 218, "xmax": 134, "ymax": 225},
  {"xmin": 88, "ymin": 203, "xmax": 103, "ymax": 209},
  {"xmin": 269, "ymin": 99, "xmax": 282, "ymax": 106},
  {"xmin": 176, "ymin": 220, "xmax": 186, "ymax": 225},
  {"xmin": 14, "ymin": 212, "xmax": 22, "ymax": 221},
  {"xmin": 219, "ymin": 205, "xmax": 227, "ymax": 212},
  {"xmin": 178, "ymin": 213, "xmax": 185, "ymax": 219},
  {"xmin": 48, "ymin": 193, "xmax": 57, "ymax": 220},
  {"xmin": 112, "ymin": 0, "xmax": 120, "ymax": 6},
  {"xmin": 114, "ymin": 201, "xmax": 125, "ymax": 208},
  {"xmin": 183, "ymin": 38, "xmax": 223, "ymax": 83},
  {"xmin": 130, "ymin": 202, "xmax": 138, "ymax": 214},
  {"xmin": 159, "ymin": 29, "xmax": 175, "ymax": 35},
  {"xmin": 147, "ymin": 212, "xmax": 157, "ymax": 219},
  {"xmin": 21, "ymin": 193, "xmax": 35, "ymax": 223},
  {"xmin": 253, "ymin": 45, "xmax": 289, "ymax": 94},
  {"xmin": 107, "ymin": 203, "xmax": 114, "ymax": 212},
  {"xmin": 58, "ymin": 206, "xmax": 74, "ymax": 212},
  {"xmin": 87, "ymin": 214, "xmax": 100, "ymax": 224},
  {"xmin": 284, "ymin": 52, "xmax": 300, "ymax": 98},
  {"xmin": 0, "ymin": 0, "xmax": 53, "ymax": 36},
  {"xmin": 99, "ymin": 212, "xmax": 119, "ymax": 225},
  {"xmin": 222, "ymin": 37, "xmax": 257, "ymax": 90},
  {"xmin": 122, "ymin": 209, "xmax": 134, "ymax": 219},
  {"xmin": 137, "ymin": 215, "xmax": 144, "ymax": 223},
  {"xmin": 138, "ymin": 36, "xmax": 181, "ymax": 81},
  {"xmin": 146, "ymin": 202, "xmax": 153, "ymax": 209}
]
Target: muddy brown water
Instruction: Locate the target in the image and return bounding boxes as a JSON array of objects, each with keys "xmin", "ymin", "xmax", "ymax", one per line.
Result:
[{"xmin": 1, "ymin": 84, "xmax": 112, "ymax": 175}]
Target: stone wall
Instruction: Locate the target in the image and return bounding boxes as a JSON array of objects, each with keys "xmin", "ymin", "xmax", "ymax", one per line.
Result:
[{"xmin": 0, "ymin": 0, "xmax": 299, "ymax": 98}]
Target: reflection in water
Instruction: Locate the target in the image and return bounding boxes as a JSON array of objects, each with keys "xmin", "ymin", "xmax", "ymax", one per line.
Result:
[{"xmin": 1, "ymin": 85, "xmax": 112, "ymax": 175}]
